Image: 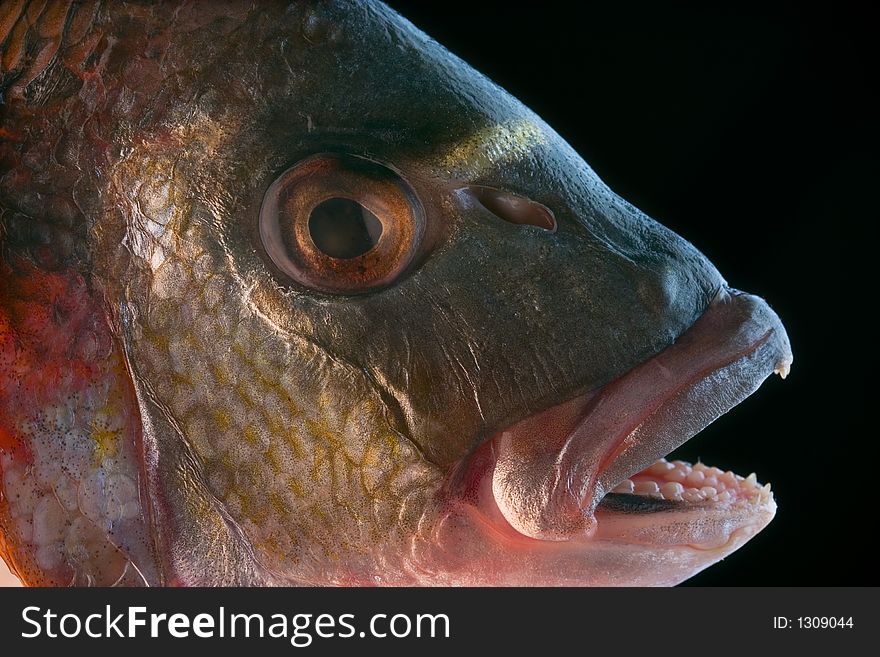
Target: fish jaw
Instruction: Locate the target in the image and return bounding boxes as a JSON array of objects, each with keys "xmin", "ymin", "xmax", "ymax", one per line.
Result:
[{"xmin": 415, "ymin": 286, "xmax": 791, "ymax": 586}]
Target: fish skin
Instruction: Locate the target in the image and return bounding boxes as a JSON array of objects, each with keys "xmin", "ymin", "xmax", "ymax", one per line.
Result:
[{"xmin": 0, "ymin": 1, "xmax": 788, "ymax": 586}]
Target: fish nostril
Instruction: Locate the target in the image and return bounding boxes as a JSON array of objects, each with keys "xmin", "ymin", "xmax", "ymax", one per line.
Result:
[
  {"xmin": 636, "ymin": 264, "xmax": 680, "ymax": 316},
  {"xmin": 465, "ymin": 186, "xmax": 557, "ymax": 233}
]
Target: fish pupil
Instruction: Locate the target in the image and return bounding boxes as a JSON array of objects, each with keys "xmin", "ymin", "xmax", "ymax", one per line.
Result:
[{"xmin": 308, "ymin": 197, "xmax": 383, "ymax": 259}]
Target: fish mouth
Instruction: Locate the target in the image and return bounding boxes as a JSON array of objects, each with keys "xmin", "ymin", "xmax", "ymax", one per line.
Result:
[{"xmin": 446, "ymin": 286, "xmax": 792, "ymax": 565}]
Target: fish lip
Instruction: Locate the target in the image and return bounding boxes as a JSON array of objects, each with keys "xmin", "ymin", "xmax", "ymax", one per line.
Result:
[
  {"xmin": 588, "ymin": 286, "xmax": 792, "ymax": 499},
  {"xmin": 449, "ymin": 285, "xmax": 792, "ymax": 544}
]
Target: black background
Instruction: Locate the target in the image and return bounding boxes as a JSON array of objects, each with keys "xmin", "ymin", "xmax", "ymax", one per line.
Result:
[{"xmin": 384, "ymin": 2, "xmax": 875, "ymax": 585}]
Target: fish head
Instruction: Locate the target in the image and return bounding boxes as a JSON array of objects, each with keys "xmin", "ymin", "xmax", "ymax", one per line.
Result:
[{"xmin": 0, "ymin": 0, "xmax": 791, "ymax": 586}]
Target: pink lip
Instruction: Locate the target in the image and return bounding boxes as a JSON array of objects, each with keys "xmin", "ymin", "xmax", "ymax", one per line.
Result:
[{"xmin": 447, "ymin": 287, "xmax": 792, "ymax": 542}]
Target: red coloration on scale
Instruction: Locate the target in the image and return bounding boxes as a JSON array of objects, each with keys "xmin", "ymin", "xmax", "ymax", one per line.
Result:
[{"xmin": 0, "ymin": 257, "xmax": 151, "ymax": 586}]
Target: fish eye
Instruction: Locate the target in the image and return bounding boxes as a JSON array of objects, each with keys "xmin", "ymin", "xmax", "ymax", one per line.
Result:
[{"xmin": 259, "ymin": 153, "xmax": 424, "ymax": 294}]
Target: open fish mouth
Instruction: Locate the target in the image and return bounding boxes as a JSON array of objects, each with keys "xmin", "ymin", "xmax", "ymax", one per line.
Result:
[{"xmin": 446, "ymin": 286, "xmax": 792, "ymax": 564}]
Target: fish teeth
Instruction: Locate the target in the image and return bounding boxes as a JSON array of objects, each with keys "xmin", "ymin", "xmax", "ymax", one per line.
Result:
[
  {"xmin": 648, "ymin": 460, "xmax": 675, "ymax": 475},
  {"xmin": 774, "ymin": 357, "xmax": 792, "ymax": 379},
  {"xmin": 634, "ymin": 480, "xmax": 660, "ymax": 496},
  {"xmin": 685, "ymin": 470, "xmax": 705, "ymax": 486},
  {"xmin": 612, "ymin": 479, "xmax": 635, "ymax": 494},
  {"xmin": 660, "ymin": 481, "xmax": 685, "ymax": 501},
  {"xmin": 667, "ymin": 468, "xmax": 688, "ymax": 483},
  {"xmin": 613, "ymin": 458, "xmax": 773, "ymax": 507},
  {"xmin": 682, "ymin": 489, "xmax": 705, "ymax": 503}
]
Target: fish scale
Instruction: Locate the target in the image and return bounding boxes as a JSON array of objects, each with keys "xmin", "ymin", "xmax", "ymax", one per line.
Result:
[
  {"xmin": 131, "ymin": 221, "xmax": 440, "ymax": 579},
  {"xmin": 0, "ymin": 259, "xmax": 156, "ymax": 585}
]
